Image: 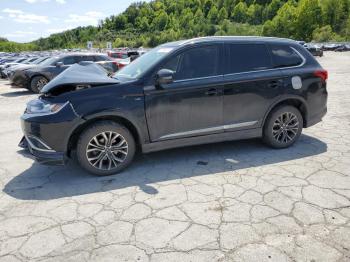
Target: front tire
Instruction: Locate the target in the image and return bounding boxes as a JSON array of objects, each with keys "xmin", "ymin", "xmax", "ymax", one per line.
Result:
[
  {"xmin": 76, "ymin": 121, "xmax": 136, "ymax": 176},
  {"xmin": 263, "ymin": 105, "xmax": 303, "ymax": 149},
  {"xmin": 30, "ymin": 76, "xmax": 48, "ymax": 93}
]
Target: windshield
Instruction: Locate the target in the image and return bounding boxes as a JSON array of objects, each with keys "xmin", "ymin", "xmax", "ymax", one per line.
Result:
[
  {"xmin": 40, "ymin": 57, "xmax": 59, "ymax": 66},
  {"xmin": 114, "ymin": 46, "xmax": 174, "ymax": 80},
  {"xmin": 21, "ymin": 58, "xmax": 32, "ymax": 64},
  {"xmin": 34, "ymin": 57, "xmax": 49, "ymax": 64},
  {"xmin": 14, "ymin": 58, "xmax": 26, "ymax": 63},
  {"xmin": 27, "ymin": 58, "xmax": 39, "ymax": 63}
]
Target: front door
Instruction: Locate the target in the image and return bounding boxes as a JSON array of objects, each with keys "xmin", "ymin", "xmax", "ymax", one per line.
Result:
[{"xmin": 145, "ymin": 44, "xmax": 225, "ymax": 141}]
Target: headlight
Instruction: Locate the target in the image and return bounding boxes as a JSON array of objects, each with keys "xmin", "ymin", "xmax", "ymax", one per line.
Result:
[{"xmin": 26, "ymin": 99, "xmax": 68, "ymax": 114}]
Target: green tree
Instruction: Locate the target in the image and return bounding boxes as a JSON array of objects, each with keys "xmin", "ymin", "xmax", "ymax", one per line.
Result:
[
  {"xmin": 207, "ymin": 6, "xmax": 219, "ymax": 23},
  {"xmin": 312, "ymin": 25, "xmax": 339, "ymax": 41},
  {"xmin": 152, "ymin": 10, "xmax": 168, "ymax": 31},
  {"xmin": 263, "ymin": 0, "xmax": 282, "ymax": 21},
  {"xmin": 114, "ymin": 15, "xmax": 127, "ymax": 30},
  {"xmin": 203, "ymin": 0, "xmax": 214, "ymax": 17},
  {"xmin": 179, "ymin": 8, "xmax": 194, "ymax": 29},
  {"xmin": 295, "ymin": 0, "xmax": 322, "ymax": 41},
  {"xmin": 262, "ymin": 2, "xmax": 297, "ymax": 38},
  {"xmin": 218, "ymin": 7, "xmax": 228, "ymax": 23},
  {"xmin": 136, "ymin": 16, "xmax": 150, "ymax": 31},
  {"xmin": 322, "ymin": 0, "xmax": 350, "ymax": 32},
  {"xmin": 231, "ymin": 2, "xmax": 248, "ymax": 23},
  {"xmin": 247, "ymin": 4, "xmax": 263, "ymax": 25},
  {"xmin": 343, "ymin": 16, "xmax": 350, "ymax": 40}
]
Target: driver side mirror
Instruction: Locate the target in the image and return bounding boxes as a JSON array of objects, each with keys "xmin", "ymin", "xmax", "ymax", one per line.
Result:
[
  {"xmin": 156, "ymin": 69, "xmax": 174, "ymax": 87},
  {"xmin": 55, "ymin": 62, "xmax": 63, "ymax": 67}
]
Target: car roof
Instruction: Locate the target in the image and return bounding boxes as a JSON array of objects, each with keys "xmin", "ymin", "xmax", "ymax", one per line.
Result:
[{"xmin": 161, "ymin": 36, "xmax": 297, "ymax": 47}]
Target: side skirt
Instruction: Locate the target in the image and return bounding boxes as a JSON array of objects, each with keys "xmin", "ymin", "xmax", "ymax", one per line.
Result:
[{"xmin": 142, "ymin": 128, "xmax": 262, "ymax": 153}]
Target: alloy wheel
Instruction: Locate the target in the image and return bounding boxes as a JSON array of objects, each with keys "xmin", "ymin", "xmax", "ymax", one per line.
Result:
[
  {"xmin": 36, "ymin": 78, "xmax": 48, "ymax": 90},
  {"xmin": 272, "ymin": 112, "xmax": 299, "ymax": 144},
  {"xmin": 86, "ymin": 131, "xmax": 128, "ymax": 170}
]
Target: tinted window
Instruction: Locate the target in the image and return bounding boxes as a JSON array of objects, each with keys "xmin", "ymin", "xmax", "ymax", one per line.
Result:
[
  {"xmin": 94, "ymin": 55, "xmax": 109, "ymax": 62},
  {"xmin": 62, "ymin": 56, "xmax": 78, "ymax": 65},
  {"xmin": 115, "ymin": 46, "xmax": 173, "ymax": 80},
  {"xmin": 162, "ymin": 55, "xmax": 181, "ymax": 72},
  {"xmin": 81, "ymin": 55, "xmax": 95, "ymax": 62},
  {"xmin": 227, "ymin": 44, "xmax": 272, "ymax": 74},
  {"xmin": 270, "ymin": 45, "xmax": 303, "ymax": 68},
  {"xmin": 162, "ymin": 45, "xmax": 219, "ymax": 81}
]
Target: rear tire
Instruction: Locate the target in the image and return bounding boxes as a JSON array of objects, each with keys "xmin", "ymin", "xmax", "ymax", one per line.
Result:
[
  {"xmin": 263, "ymin": 105, "xmax": 303, "ymax": 149},
  {"xmin": 30, "ymin": 76, "xmax": 48, "ymax": 93},
  {"xmin": 76, "ymin": 121, "xmax": 136, "ymax": 176}
]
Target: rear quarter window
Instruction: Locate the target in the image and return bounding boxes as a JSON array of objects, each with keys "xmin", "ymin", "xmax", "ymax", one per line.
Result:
[
  {"xmin": 94, "ymin": 55, "xmax": 110, "ymax": 62},
  {"xmin": 62, "ymin": 56, "xmax": 78, "ymax": 65},
  {"xmin": 270, "ymin": 44, "xmax": 304, "ymax": 68},
  {"xmin": 227, "ymin": 44, "xmax": 273, "ymax": 74},
  {"xmin": 81, "ymin": 56, "xmax": 95, "ymax": 62}
]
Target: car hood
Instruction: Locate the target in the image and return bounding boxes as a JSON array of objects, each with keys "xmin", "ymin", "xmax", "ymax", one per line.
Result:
[
  {"xmin": 12, "ymin": 64, "xmax": 37, "ymax": 71},
  {"xmin": 41, "ymin": 63, "xmax": 120, "ymax": 94}
]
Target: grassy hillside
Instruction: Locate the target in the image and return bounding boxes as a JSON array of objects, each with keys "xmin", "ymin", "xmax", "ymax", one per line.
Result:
[
  {"xmin": 0, "ymin": 38, "xmax": 37, "ymax": 52},
  {"xmin": 1, "ymin": 0, "xmax": 350, "ymax": 52}
]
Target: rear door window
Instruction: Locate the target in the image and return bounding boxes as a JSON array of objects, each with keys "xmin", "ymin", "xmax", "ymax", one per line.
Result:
[
  {"xmin": 226, "ymin": 44, "xmax": 273, "ymax": 74},
  {"xmin": 270, "ymin": 44, "xmax": 303, "ymax": 68},
  {"xmin": 62, "ymin": 56, "xmax": 78, "ymax": 65},
  {"xmin": 81, "ymin": 56, "xmax": 95, "ymax": 62},
  {"xmin": 94, "ymin": 55, "xmax": 109, "ymax": 62}
]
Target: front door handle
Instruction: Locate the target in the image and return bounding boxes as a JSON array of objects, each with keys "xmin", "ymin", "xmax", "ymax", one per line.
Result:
[{"xmin": 205, "ymin": 88, "xmax": 218, "ymax": 96}]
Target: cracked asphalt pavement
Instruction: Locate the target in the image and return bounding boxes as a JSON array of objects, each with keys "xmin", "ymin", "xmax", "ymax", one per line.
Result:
[{"xmin": 0, "ymin": 52, "xmax": 349, "ymax": 262}]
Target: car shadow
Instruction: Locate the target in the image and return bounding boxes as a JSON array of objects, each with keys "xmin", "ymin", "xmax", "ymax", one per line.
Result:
[
  {"xmin": 3, "ymin": 134, "xmax": 327, "ymax": 200},
  {"xmin": 1, "ymin": 90, "xmax": 33, "ymax": 97}
]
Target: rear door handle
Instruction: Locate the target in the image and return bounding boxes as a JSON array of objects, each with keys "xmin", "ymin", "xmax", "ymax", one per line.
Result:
[
  {"xmin": 205, "ymin": 88, "xmax": 218, "ymax": 96},
  {"xmin": 268, "ymin": 80, "xmax": 283, "ymax": 89}
]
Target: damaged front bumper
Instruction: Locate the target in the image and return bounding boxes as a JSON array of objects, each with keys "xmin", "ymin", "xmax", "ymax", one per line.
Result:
[
  {"xmin": 19, "ymin": 98, "xmax": 84, "ymax": 166},
  {"xmin": 19, "ymin": 136, "xmax": 67, "ymax": 165}
]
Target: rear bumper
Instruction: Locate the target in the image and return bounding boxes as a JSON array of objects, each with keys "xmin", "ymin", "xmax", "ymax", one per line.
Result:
[
  {"xmin": 19, "ymin": 136, "xmax": 66, "ymax": 165},
  {"xmin": 306, "ymin": 107, "xmax": 327, "ymax": 127}
]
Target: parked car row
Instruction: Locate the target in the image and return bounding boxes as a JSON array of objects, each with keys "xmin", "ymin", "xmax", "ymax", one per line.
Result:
[
  {"xmin": 299, "ymin": 42, "xmax": 350, "ymax": 57},
  {"xmin": 107, "ymin": 48, "xmax": 148, "ymax": 69},
  {"xmin": 0, "ymin": 52, "xmax": 121, "ymax": 93},
  {"xmin": 304, "ymin": 44, "xmax": 324, "ymax": 57},
  {"xmin": 1, "ymin": 48, "xmax": 148, "ymax": 93}
]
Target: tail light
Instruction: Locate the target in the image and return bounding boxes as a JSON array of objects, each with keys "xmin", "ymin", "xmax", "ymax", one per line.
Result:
[{"xmin": 314, "ymin": 70, "xmax": 328, "ymax": 81}]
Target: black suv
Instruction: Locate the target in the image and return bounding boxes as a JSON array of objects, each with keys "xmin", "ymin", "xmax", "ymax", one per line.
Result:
[
  {"xmin": 11, "ymin": 53, "xmax": 118, "ymax": 93},
  {"xmin": 20, "ymin": 37, "xmax": 328, "ymax": 175}
]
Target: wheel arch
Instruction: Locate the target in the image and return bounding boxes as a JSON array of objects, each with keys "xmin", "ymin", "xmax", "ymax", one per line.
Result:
[
  {"xmin": 67, "ymin": 114, "xmax": 143, "ymax": 156},
  {"xmin": 263, "ymin": 96, "xmax": 308, "ymax": 128},
  {"xmin": 30, "ymin": 74, "xmax": 49, "ymax": 82}
]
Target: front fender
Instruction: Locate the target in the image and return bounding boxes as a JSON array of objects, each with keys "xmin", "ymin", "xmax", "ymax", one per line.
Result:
[{"xmin": 84, "ymin": 110, "xmax": 149, "ymax": 143}]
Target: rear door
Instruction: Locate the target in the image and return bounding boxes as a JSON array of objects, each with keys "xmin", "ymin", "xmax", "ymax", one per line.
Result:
[
  {"xmin": 223, "ymin": 43, "xmax": 283, "ymax": 131},
  {"xmin": 145, "ymin": 44, "xmax": 225, "ymax": 141}
]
